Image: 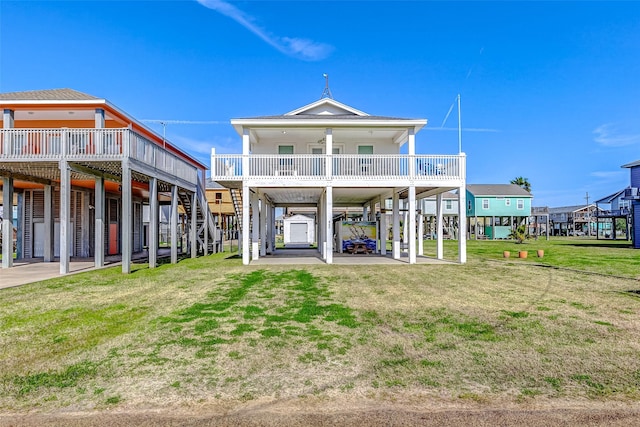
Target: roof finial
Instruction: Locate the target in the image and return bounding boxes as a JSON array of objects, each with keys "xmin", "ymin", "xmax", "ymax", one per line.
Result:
[{"xmin": 321, "ymin": 73, "xmax": 333, "ymax": 99}]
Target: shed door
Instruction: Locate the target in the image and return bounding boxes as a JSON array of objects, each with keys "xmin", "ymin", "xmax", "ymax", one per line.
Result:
[{"xmin": 290, "ymin": 223, "xmax": 308, "ymax": 243}]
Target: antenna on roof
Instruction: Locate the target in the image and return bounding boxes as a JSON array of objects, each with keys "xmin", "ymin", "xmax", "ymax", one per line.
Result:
[{"xmin": 321, "ymin": 73, "xmax": 333, "ymax": 99}]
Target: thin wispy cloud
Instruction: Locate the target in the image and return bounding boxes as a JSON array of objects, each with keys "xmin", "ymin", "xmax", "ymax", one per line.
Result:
[
  {"xmin": 195, "ymin": 0, "xmax": 333, "ymax": 61},
  {"xmin": 593, "ymin": 123, "xmax": 640, "ymax": 147}
]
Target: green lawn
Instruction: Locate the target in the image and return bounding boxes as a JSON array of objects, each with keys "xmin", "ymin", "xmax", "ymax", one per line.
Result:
[{"xmin": 0, "ymin": 239, "xmax": 639, "ymax": 411}]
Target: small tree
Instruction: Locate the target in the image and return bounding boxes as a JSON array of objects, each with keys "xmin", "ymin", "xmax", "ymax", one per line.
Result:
[
  {"xmin": 509, "ymin": 224, "xmax": 528, "ymax": 244},
  {"xmin": 511, "ymin": 176, "xmax": 531, "ymax": 193}
]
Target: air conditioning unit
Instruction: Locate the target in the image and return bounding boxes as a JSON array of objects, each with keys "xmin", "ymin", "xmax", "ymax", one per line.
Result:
[{"xmin": 624, "ymin": 187, "xmax": 640, "ymax": 199}]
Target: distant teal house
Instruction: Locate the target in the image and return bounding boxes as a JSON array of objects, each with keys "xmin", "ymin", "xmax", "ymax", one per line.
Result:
[{"xmin": 466, "ymin": 184, "xmax": 533, "ymax": 239}]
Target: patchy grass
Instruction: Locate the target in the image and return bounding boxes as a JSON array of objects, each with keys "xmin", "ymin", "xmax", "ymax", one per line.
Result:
[{"xmin": 1, "ymin": 245, "xmax": 640, "ymax": 411}]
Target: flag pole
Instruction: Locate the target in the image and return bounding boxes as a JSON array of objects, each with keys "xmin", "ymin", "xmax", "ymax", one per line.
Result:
[{"xmin": 457, "ymin": 94, "xmax": 462, "ymax": 153}]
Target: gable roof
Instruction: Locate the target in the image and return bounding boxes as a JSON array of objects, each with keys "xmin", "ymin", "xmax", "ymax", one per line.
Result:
[
  {"xmin": 594, "ymin": 188, "xmax": 630, "ymax": 204},
  {"xmin": 0, "ymin": 88, "xmax": 99, "ymax": 101},
  {"xmin": 622, "ymin": 160, "xmax": 640, "ymax": 168},
  {"xmin": 466, "ymin": 184, "xmax": 532, "ymax": 197},
  {"xmin": 548, "ymin": 205, "xmax": 596, "ymax": 214},
  {"xmin": 232, "ymin": 97, "xmax": 426, "ymax": 129}
]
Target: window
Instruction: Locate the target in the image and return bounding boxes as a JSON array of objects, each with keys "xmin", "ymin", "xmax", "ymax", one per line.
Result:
[
  {"xmin": 278, "ymin": 145, "xmax": 294, "ymax": 155},
  {"xmin": 278, "ymin": 145, "xmax": 295, "ymax": 175},
  {"xmin": 505, "ymin": 199, "xmax": 511, "ymax": 207},
  {"xmin": 358, "ymin": 145, "xmax": 374, "ymax": 154},
  {"xmin": 468, "ymin": 200, "xmax": 472, "ymax": 211},
  {"xmin": 446, "ymin": 200, "xmax": 452, "ymax": 210},
  {"xmin": 215, "ymin": 192, "xmax": 222, "ymax": 202},
  {"xmin": 517, "ymin": 199, "xmax": 524, "ymax": 210},
  {"xmin": 482, "ymin": 199, "xmax": 490, "ymax": 210}
]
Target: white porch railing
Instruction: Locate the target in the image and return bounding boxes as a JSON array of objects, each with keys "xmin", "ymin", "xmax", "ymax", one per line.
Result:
[
  {"xmin": 211, "ymin": 154, "xmax": 463, "ymax": 180},
  {"xmin": 0, "ymin": 128, "xmax": 199, "ymax": 185}
]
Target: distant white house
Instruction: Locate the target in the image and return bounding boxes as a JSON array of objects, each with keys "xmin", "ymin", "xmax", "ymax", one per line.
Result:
[{"xmin": 283, "ymin": 214, "xmax": 315, "ymax": 246}]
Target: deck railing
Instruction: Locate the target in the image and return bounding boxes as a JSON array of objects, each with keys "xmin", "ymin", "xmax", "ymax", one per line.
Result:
[
  {"xmin": 211, "ymin": 154, "xmax": 463, "ymax": 181},
  {"xmin": 0, "ymin": 128, "xmax": 198, "ymax": 185}
]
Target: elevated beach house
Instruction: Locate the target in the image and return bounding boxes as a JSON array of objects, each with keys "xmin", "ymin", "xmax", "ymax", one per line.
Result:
[
  {"xmin": 622, "ymin": 159, "xmax": 640, "ymax": 248},
  {"xmin": 466, "ymin": 184, "xmax": 533, "ymax": 239},
  {"xmin": 210, "ymin": 97, "xmax": 467, "ymax": 264},
  {"xmin": 1, "ymin": 89, "xmax": 216, "ymax": 274}
]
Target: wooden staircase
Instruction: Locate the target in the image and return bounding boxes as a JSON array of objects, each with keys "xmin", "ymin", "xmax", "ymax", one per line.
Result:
[{"xmin": 177, "ymin": 181, "xmax": 218, "ymax": 254}]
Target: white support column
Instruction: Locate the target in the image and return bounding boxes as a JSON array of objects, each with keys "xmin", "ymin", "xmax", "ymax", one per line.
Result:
[
  {"xmin": 392, "ymin": 191, "xmax": 400, "ymax": 259},
  {"xmin": 242, "ymin": 184, "xmax": 250, "ymax": 265},
  {"xmin": 271, "ymin": 205, "xmax": 276, "ymax": 254},
  {"xmin": 251, "ymin": 191, "xmax": 259, "ymax": 260},
  {"xmin": 59, "ymin": 161, "xmax": 71, "ymax": 274},
  {"xmin": 1, "ymin": 177, "xmax": 14, "ymax": 268},
  {"xmin": 380, "ymin": 204, "xmax": 387, "ymax": 256},
  {"xmin": 325, "ymin": 129, "xmax": 333, "ymax": 178},
  {"xmin": 148, "ymin": 177, "xmax": 158, "ymax": 268},
  {"xmin": 418, "ymin": 211, "xmax": 424, "ymax": 256},
  {"xmin": 260, "ymin": 195, "xmax": 267, "ymax": 257},
  {"xmin": 44, "ymin": 184, "xmax": 54, "ymax": 263},
  {"xmin": 170, "ymin": 185, "xmax": 178, "ymax": 264},
  {"xmin": 121, "ymin": 161, "xmax": 132, "ymax": 273},
  {"xmin": 318, "ymin": 193, "xmax": 325, "ymax": 259},
  {"xmin": 409, "ymin": 185, "xmax": 416, "ymax": 264},
  {"xmin": 80, "ymin": 191, "xmax": 90, "ymax": 257},
  {"xmin": 242, "ymin": 128, "xmax": 250, "ymax": 177},
  {"xmin": 458, "ymin": 184, "xmax": 467, "ymax": 264},
  {"xmin": 191, "ymin": 192, "xmax": 197, "ymax": 258},
  {"xmin": 325, "ymin": 186, "xmax": 333, "ymax": 264},
  {"xmin": 408, "ymin": 127, "xmax": 416, "ymax": 177},
  {"xmin": 436, "ymin": 192, "xmax": 444, "ymax": 260},
  {"xmin": 265, "ymin": 201, "xmax": 272, "ymax": 255},
  {"xmin": 94, "ymin": 178, "xmax": 105, "ymax": 267}
]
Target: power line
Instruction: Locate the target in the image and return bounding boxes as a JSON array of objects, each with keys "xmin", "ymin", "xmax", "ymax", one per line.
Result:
[{"xmin": 141, "ymin": 119, "xmax": 226, "ymax": 125}]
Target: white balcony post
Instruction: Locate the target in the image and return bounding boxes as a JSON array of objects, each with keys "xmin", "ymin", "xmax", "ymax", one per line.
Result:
[
  {"xmin": 1, "ymin": 177, "xmax": 13, "ymax": 268},
  {"xmin": 44, "ymin": 184, "xmax": 54, "ymax": 263},
  {"xmin": 458, "ymin": 184, "xmax": 467, "ymax": 264},
  {"xmin": 260, "ymin": 195, "xmax": 267, "ymax": 257},
  {"xmin": 380, "ymin": 200, "xmax": 387, "ymax": 256},
  {"xmin": 436, "ymin": 192, "xmax": 444, "ymax": 260},
  {"xmin": 59, "ymin": 161, "xmax": 70, "ymax": 274},
  {"xmin": 242, "ymin": 184, "xmax": 250, "ymax": 265},
  {"xmin": 325, "ymin": 186, "xmax": 333, "ymax": 264},
  {"xmin": 170, "ymin": 184, "xmax": 178, "ymax": 264},
  {"xmin": 319, "ymin": 193, "xmax": 325, "ymax": 259},
  {"xmin": 190, "ymin": 191, "xmax": 197, "ymax": 258},
  {"xmin": 392, "ymin": 190, "xmax": 400, "ymax": 259},
  {"xmin": 121, "ymin": 160, "xmax": 132, "ymax": 273},
  {"xmin": 408, "ymin": 127, "xmax": 416, "ymax": 178},
  {"xmin": 3, "ymin": 109, "xmax": 14, "ymax": 155},
  {"xmin": 251, "ymin": 191, "xmax": 259, "ymax": 260},
  {"xmin": 418, "ymin": 210, "xmax": 424, "ymax": 256},
  {"xmin": 458, "ymin": 153, "xmax": 467, "ymax": 263},
  {"xmin": 325, "ymin": 128, "xmax": 333, "ymax": 178},
  {"xmin": 94, "ymin": 178, "xmax": 105, "ymax": 266},
  {"xmin": 409, "ymin": 185, "xmax": 416, "ymax": 264},
  {"xmin": 95, "ymin": 108, "xmax": 105, "ymax": 155},
  {"xmin": 242, "ymin": 128, "xmax": 250, "ymax": 179},
  {"xmin": 148, "ymin": 177, "xmax": 158, "ymax": 268}
]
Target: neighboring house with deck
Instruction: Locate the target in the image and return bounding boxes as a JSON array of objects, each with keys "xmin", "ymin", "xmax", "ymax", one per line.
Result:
[
  {"xmin": 594, "ymin": 188, "xmax": 632, "ymax": 240},
  {"xmin": 548, "ymin": 205, "xmax": 599, "ymax": 236},
  {"xmin": 622, "ymin": 159, "xmax": 640, "ymax": 248},
  {"xmin": 466, "ymin": 184, "xmax": 533, "ymax": 239},
  {"xmin": 0, "ymin": 88, "xmax": 216, "ymax": 274},
  {"xmin": 210, "ymin": 96, "xmax": 467, "ymax": 264}
]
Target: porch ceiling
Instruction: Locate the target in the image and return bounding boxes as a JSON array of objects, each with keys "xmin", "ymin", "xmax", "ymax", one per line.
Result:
[
  {"xmin": 251, "ymin": 127, "xmax": 408, "ymax": 146},
  {"xmin": 259, "ymin": 187, "xmax": 395, "ymax": 207}
]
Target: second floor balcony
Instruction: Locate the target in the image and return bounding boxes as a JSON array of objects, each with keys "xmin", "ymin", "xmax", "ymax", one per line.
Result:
[
  {"xmin": 0, "ymin": 128, "xmax": 199, "ymax": 186},
  {"xmin": 211, "ymin": 153, "xmax": 465, "ymax": 184}
]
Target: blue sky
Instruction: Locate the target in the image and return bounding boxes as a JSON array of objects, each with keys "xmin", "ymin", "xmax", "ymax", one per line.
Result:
[{"xmin": 2, "ymin": 0, "xmax": 639, "ymax": 207}]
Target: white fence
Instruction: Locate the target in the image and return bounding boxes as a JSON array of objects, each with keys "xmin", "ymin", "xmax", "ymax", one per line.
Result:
[
  {"xmin": 211, "ymin": 154, "xmax": 463, "ymax": 180},
  {"xmin": 0, "ymin": 128, "xmax": 198, "ymax": 185}
]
